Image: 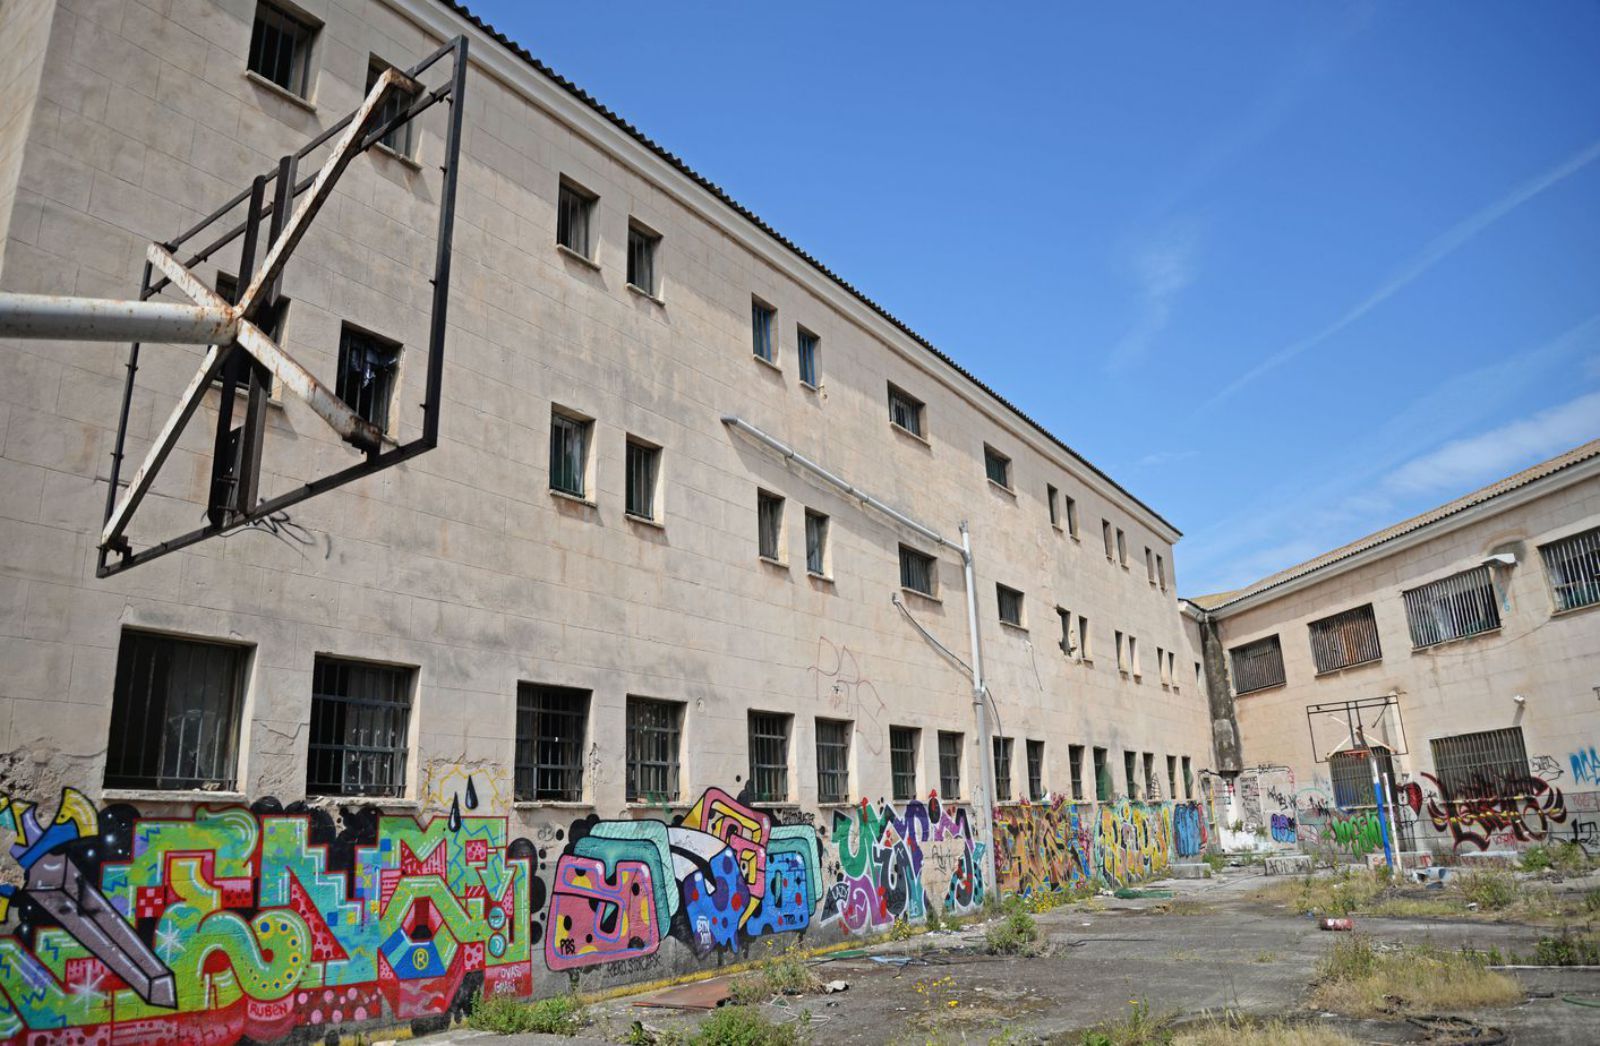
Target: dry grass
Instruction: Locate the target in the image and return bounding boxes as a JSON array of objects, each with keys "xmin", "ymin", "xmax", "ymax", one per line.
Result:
[
  {"xmin": 1308, "ymin": 936, "xmax": 1521, "ymax": 1018},
  {"xmin": 1151, "ymin": 900, "xmax": 1215, "ymax": 917},
  {"xmin": 1173, "ymin": 1016, "xmax": 1360, "ymax": 1046},
  {"xmin": 1256, "ymin": 868, "xmax": 1590, "ymax": 924}
]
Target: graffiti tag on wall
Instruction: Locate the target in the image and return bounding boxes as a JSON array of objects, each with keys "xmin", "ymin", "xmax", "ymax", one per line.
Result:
[{"xmin": 991, "ymin": 799, "xmax": 1204, "ymax": 895}]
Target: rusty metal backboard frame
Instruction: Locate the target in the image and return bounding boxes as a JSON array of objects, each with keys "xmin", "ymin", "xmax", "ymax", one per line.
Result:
[
  {"xmin": 96, "ymin": 36, "xmax": 468, "ymax": 578},
  {"xmin": 1306, "ymin": 694, "xmax": 1409, "ymax": 763}
]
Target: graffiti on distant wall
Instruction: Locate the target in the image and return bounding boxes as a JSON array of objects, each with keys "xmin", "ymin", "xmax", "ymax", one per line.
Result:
[
  {"xmin": 1570, "ymin": 747, "xmax": 1600, "ymax": 787},
  {"xmin": 1419, "ymin": 770, "xmax": 1568, "ymax": 853},
  {"xmin": 992, "ymin": 799, "xmax": 1203, "ymax": 895},
  {"xmin": 1269, "ymin": 813, "xmax": 1297, "ymax": 844}
]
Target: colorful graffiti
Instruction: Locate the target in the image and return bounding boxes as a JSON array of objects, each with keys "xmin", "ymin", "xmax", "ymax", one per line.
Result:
[
  {"xmin": 1420, "ymin": 771, "xmax": 1568, "ymax": 853},
  {"xmin": 1326, "ymin": 809, "xmax": 1383, "ymax": 856},
  {"xmin": 0, "ymin": 788, "xmax": 531, "ymax": 1044},
  {"xmin": 992, "ymin": 799, "xmax": 1203, "ymax": 895},
  {"xmin": 1570, "ymin": 747, "xmax": 1600, "ymax": 786},
  {"xmin": 823, "ymin": 795, "xmax": 984, "ymax": 932},
  {"xmin": 1268, "ymin": 813, "xmax": 1297, "ymax": 844}
]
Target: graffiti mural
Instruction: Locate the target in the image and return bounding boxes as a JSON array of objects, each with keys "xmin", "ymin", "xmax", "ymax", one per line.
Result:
[
  {"xmin": 1420, "ymin": 770, "xmax": 1568, "ymax": 853},
  {"xmin": 1269, "ymin": 813, "xmax": 1297, "ymax": 844},
  {"xmin": 992, "ymin": 799, "xmax": 1204, "ymax": 895},
  {"xmin": 1570, "ymin": 747, "xmax": 1600, "ymax": 786}
]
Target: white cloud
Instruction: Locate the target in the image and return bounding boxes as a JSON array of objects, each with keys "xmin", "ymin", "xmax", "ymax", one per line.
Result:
[
  {"xmin": 1383, "ymin": 391, "xmax": 1600, "ymax": 497},
  {"xmin": 1136, "ymin": 449, "xmax": 1200, "ymax": 468},
  {"xmin": 1105, "ymin": 222, "xmax": 1201, "ymax": 373}
]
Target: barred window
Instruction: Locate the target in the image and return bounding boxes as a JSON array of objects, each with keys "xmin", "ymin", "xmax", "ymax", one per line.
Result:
[
  {"xmin": 804, "ymin": 510, "xmax": 829, "ymax": 576},
  {"xmin": 556, "ymin": 179, "xmax": 595, "ymax": 257},
  {"xmin": 1403, "ymin": 566, "xmax": 1500, "ymax": 648},
  {"xmin": 627, "ymin": 221, "xmax": 660, "ymax": 295},
  {"xmin": 1026, "ymin": 740, "xmax": 1045, "ymax": 801},
  {"xmin": 549, "ymin": 409, "xmax": 591, "ymax": 498},
  {"xmin": 1430, "ymin": 727, "xmax": 1528, "ymax": 798},
  {"xmin": 887, "ymin": 383, "xmax": 924, "ymax": 437},
  {"xmin": 1093, "ymin": 746, "xmax": 1111, "ymax": 801},
  {"xmin": 747, "ymin": 712, "xmax": 791, "ymax": 802},
  {"xmin": 1541, "ymin": 526, "xmax": 1600, "ymax": 613},
  {"xmin": 626, "ymin": 697, "xmax": 682, "ymax": 803},
  {"xmin": 515, "ymin": 684, "xmax": 589, "ymax": 802},
  {"xmin": 336, "ymin": 325, "xmax": 400, "ymax": 432},
  {"xmin": 625, "ymin": 438, "xmax": 660, "ymax": 520},
  {"xmin": 1069, "ymin": 743, "xmax": 1085, "ymax": 801},
  {"xmin": 1330, "ymin": 746, "xmax": 1397, "ymax": 810},
  {"xmin": 984, "ymin": 445, "xmax": 1011, "ymax": 489},
  {"xmin": 1229, "ymin": 635, "xmax": 1285, "ymax": 694},
  {"xmin": 996, "ymin": 584, "xmax": 1024, "ymax": 627},
  {"xmin": 307, "ymin": 657, "xmax": 412, "ymax": 797},
  {"xmin": 798, "ymin": 327, "xmax": 820, "ymax": 387},
  {"xmin": 248, "ymin": 2, "xmax": 316, "ymax": 97},
  {"xmin": 757, "ymin": 490, "xmax": 784, "ymax": 561},
  {"xmin": 889, "ymin": 726, "xmax": 918, "ymax": 801},
  {"xmin": 900, "ymin": 544, "xmax": 936, "ymax": 597},
  {"xmin": 993, "ymin": 737, "xmax": 1014, "ymax": 801},
  {"xmin": 938, "ymin": 731, "xmax": 963, "ymax": 798},
  {"xmin": 751, "ymin": 299, "xmax": 776, "ymax": 362},
  {"xmin": 367, "ymin": 57, "xmax": 420, "ymax": 156},
  {"xmin": 106, "ymin": 631, "xmax": 247, "ymax": 791},
  {"xmin": 816, "ymin": 718, "xmax": 851, "ymax": 803},
  {"xmin": 1309, "ymin": 604, "xmax": 1382, "ymax": 674}
]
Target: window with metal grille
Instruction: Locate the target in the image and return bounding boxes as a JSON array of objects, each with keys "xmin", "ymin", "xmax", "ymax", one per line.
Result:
[
  {"xmin": 1027, "ymin": 739, "xmax": 1045, "ymax": 801},
  {"xmin": 1309, "ymin": 604, "xmax": 1382, "ymax": 674},
  {"xmin": 1181, "ymin": 756, "xmax": 1193, "ymax": 799},
  {"xmin": 1069, "ymin": 744, "xmax": 1085, "ymax": 800},
  {"xmin": 367, "ymin": 57, "xmax": 420, "ymax": 155},
  {"xmin": 984, "ymin": 445, "xmax": 1011, "ymax": 489},
  {"xmin": 248, "ymin": 1, "xmax": 316, "ymax": 97},
  {"xmin": 900, "ymin": 544, "xmax": 936, "ymax": 597},
  {"xmin": 627, "ymin": 221, "xmax": 659, "ymax": 295},
  {"xmin": 105, "ymin": 631, "xmax": 247, "ymax": 791},
  {"xmin": 1229, "ymin": 635, "xmax": 1285, "ymax": 694},
  {"xmin": 993, "ymin": 737, "xmax": 1014, "ymax": 801},
  {"xmin": 747, "ymin": 712, "xmax": 791, "ymax": 802},
  {"xmin": 1143, "ymin": 752, "xmax": 1157, "ymax": 798},
  {"xmin": 1057, "ymin": 607, "xmax": 1074, "ymax": 655},
  {"xmin": 996, "ymin": 584, "xmax": 1024, "ymax": 627},
  {"xmin": 307, "ymin": 656, "xmax": 412, "ymax": 797},
  {"xmin": 797, "ymin": 328, "xmax": 820, "ymax": 386},
  {"xmin": 757, "ymin": 490, "xmax": 784, "ymax": 561},
  {"xmin": 556, "ymin": 179, "xmax": 595, "ymax": 256},
  {"xmin": 549, "ymin": 409, "xmax": 591, "ymax": 498},
  {"xmin": 1329, "ymin": 746, "xmax": 1396, "ymax": 809},
  {"xmin": 1430, "ymin": 728, "xmax": 1528, "ymax": 798},
  {"xmin": 1166, "ymin": 755, "xmax": 1177, "ymax": 800},
  {"xmin": 1065, "ymin": 496, "xmax": 1079, "ymax": 538},
  {"xmin": 805, "ymin": 510, "xmax": 828, "ymax": 576},
  {"xmin": 1403, "ymin": 566, "xmax": 1501, "ymax": 648},
  {"xmin": 887, "ymin": 384, "xmax": 924, "ymax": 437},
  {"xmin": 626, "ymin": 697, "xmax": 682, "ymax": 803},
  {"xmin": 751, "ymin": 299, "xmax": 776, "ymax": 362},
  {"xmin": 1541, "ymin": 526, "xmax": 1600, "ymax": 612},
  {"xmin": 1124, "ymin": 750, "xmax": 1139, "ymax": 799},
  {"xmin": 1047, "ymin": 484, "xmax": 1060, "ymax": 526},
  {"xmin": 336, "ymin": 324, "xmax": 400, "ymax": 432},
  {"xmin": 816, "ymin": 718, "xmax": 851, "ymax": 803},
  {"xmin": 625, "ymin": 438, "xmax": 659, "ymax": 520},
  {"xmin": 889, "ymin": 726, "xmax": 918, "ymax": 801},
  {"xmin": 938, "ymin": 731, "xmax": 963, "ymax": 798},
  {"xmin": 515, "ymin": 684, "xmax": 589, "ymax": 802},
  {"xmin": 1093, "ymin": 746, "xmax": 1111, "ymax": 801}
]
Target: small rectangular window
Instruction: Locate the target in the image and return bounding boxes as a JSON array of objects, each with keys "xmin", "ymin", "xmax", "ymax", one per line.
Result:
[
  {"xmin": 1026, "ymin": 739, "xmax": 1045, "ymax": 801},
  {"xmin": 627, "ymin": 221, "xmax": 660, "ymax": 295},
  {"xmin": 307, "ymin": 656, "xmax": 412, "ymax": 797},
  {"xmin": 1167, "ymin": 651, "xmax": 1178, "ymax": 690},
  {"xmin": 1068, "ymin": 744, "xmax": 1085, "ymax": 801},
  {"xmin": 1065, "ymin": 496, "xmax": 1079, "ymax": 538},
  {"xmin": 1230, "ymin": 635, "xmax": 1286, "ymax": 694},
  {"xmin": 367, "ymin": 57, "xmax": 421, "ymax": 156},
  {"xmin": 336, "ymin": 324, "xmax": 401, "ymax": 432},
  {"xmin": 1402, "ymin": 566, "xmax": 1501, "ymax": 648},
  {"xmin": 549, "ymin": 408, "xmax": 592, "ymax": 498},
  {"xmin": 1102, "ymin": 520, "xmax": 1114, "ymax": 560},
  {"xmin": 900, "ymin": 544, "xmax": 937, "ymax": 597},
  {"xmin": 757, "ymin": 490, "xmax": 784, "ymax": 561},
  {"xmin": 1078, "ymin": 615, "xmax": 1092, "ymax": 660},
  {"xmin": 747, "ymin": 712, "xmax": 792, "ymax": 802},
  {"xmin": 804, "ymin": 509, "xmax": 829, "ymax": 576},
  {"xmin": 1182, "ymin": 756, "xmax": 1193, "ymax": 799},
  {"xmin": 1124, "ymin": 750, "xmax": 1139, "ymax": 799},
  {"xmin": 1093, "ymin": 746, "xmax": 1110, "ymax": 802},
  {"xmin": 938, "ymin": 731, "xmax": 963, "ymax": 798},
  {"xmin": 983, "ymin": 445, "xmax": 1012, "ymax": 489},
  {"xmin": 996, "ymin": 583, "xmax": 1024, "ymax": 627},
  {"xmin": 1143, "ymin": 752, "xmax": 1157, "ymax": 799},
  {"xmin": 626, "ymin": 697, "xmax": 683, "ymax": 803},
  {"xmin": 1166, "ymin": 755, "xmax": 1178, "ymax": 800},
  {"xmin": 1430, "ymin": 727, "xmax": 1528, "ymax": 798},
  {"xmin": 248, "ymin": 1, "xmax": 317, "ymax": 97},
  {"xmin": 1195, "ymin": 661, "xmax": 1204, "ymax": 691},
  {"xmin": 556, "ymin": 178, "xmax": 597, "ymax": 258},
  {"xmin": 1542, "ymin": 526, "xmax": 1600, "ymax": 612},
  {"xmin": 1116, "ymin": 529, "xmax": 1128, "ymax": 567},
  {"xmin": 888, "ymin": 383, "xmax": 924, "ymax": 437},
  {"xmin": 889, "ymin": 726, "xmax": 919, "ymax": 801},
  {"xmin": 1129, "ymin": 635, "xmax": 1140, "ymax": 678},
  {"xmin": 816, "ymin": 718, "xmax": 851, "ymax": 803},
  {"xmin": 1309, "ymin": 604, "xmax": 1382, "ymax": 674},
  {"xmin": 515, "ymin": 683, "xmax": 589, "ymax": 802},
  {"xmin": 1156, "ymin": 553, "xmax": 1167, "ymax": 592},
  {"xmin": 625, "ymin": 438, "xmax": 660, "ymax": 520},
  {"xmin": 1115, "ymin": 630, "xmax": 1126, "ymax": 672},
  {"xmin": 1047, "ymin": 484, "xmax": 1060, "ymax": 526},
  {"xmin": 797, "ymin": 327, "xmax": 820, "ymax": 387},
  {"xmin": 993, "ymin": 737, "xmax": 1014, "ymax": 802},
  {"xmin": 751, "ymin": 298, "xmax": 776, "ymax": 363},
  {"xmin": 1057, "ymin": 607, "xmax": 1074, "ymax": 655},
  {"xmin": 1145, "ymin": 547, "xmax": 1156, "ymax": 585},
  {"xmin": 1157, "ymin": 646, "xmax": 1168, "ymax": 686},
  {"xmin": 105, "ymin": 630, "xmax": 248, "ymax": 791}
]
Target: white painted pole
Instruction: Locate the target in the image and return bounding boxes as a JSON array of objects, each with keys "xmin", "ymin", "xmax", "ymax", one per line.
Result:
[
  {"xmin": 1382, "ymin": 772, "xmax": 1404, "ymax": 877},
  {"xmin": 0, "ymin": 292, "xmax": 237, "ymax": 344}
]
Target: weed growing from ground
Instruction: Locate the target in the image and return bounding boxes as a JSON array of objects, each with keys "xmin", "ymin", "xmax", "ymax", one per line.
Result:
[
  {"xmin": 1171, "ymin": 1014, "xmax": 1360, "ymax": 1045},
  {"xmin": 1079, "ymin": 999, "xmax": 1171, "ymax": 1045},
  {"xmin": 1309, "ymin": 935, "xmax": 1520, "ymax": 1017},
  {"xmin": 690, "ymin": 1005, "xmax": 800, "ymax": 1046},
  {"xmin": 467, "ymin": 991, "xmax": 586, "ymax": 1036},
  {"xmin": 1457, "ymin": 869, "xmax": 1516, "ymax": 910},
  {"xmin": 985, "ymin": 907, "xmax": 1041, "ymax": 955},
  {"xmin": 729, "ymin": 943, "xmax": 820, "ymax": 1004},
  {"xmin": 889, "ymin": 915, "xmax": 915, "ymax": 941},
  {"xmin": 1529, "ymin": 926, "xmax": 1600, "ymax": 966},
  {"xmin": 924, "ymin": 905, "xmax": 944, "ymax": 931}
]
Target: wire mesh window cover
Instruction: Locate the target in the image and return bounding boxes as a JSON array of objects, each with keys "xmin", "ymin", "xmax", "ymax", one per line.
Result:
[
  {"xmin": 983, "ymin": 446, "xmax": 1011, "ymax": 488},
  {"xmin": 625, "ymin": 440, "xmax": 659, "ymax": 519},
  {"xmin": 751, "ymin": 300, "xmax": 776, "ymax": 362},
  {"xmin": 549, "ymin": 412, "xmax": 590, "ymax": 497},
  {"xmin": 815, "ymin": 719, "xmax": 851, "ymax": 803},
  {"xmin": 887, "ymin": 726, "xmax": 918, "ymax": 801},
  {"xmin": 888, "ymin": 385, "xmax": 924, "ymax": 436},
  {"xmin": 938, "ymin": 732, "xmax": 963, "ymax": 798},
  {"xmin": 105, "ymin": 632, "xmax": 247, "ymax": 791},
  {"xmin": 556, "ymin": 181, "xmax": 594, "ymax": 256},
  {"xmin": 1403, "ymin": 566, "xmax": 1501, "ymax": 648},
  {"xmin": 515, "ymin": 684, "xmax": 590, "ymax": 802},
  {"xmin": 900, "ymin": 545, "xmax": 936, "ymax": 596},
  {"xmin": 1027, "ymin": 740, "xmax": 1045, "ymax": 801},
  {"xmin": 797, "ymin": 329, "xmax": 820, "ymax": 386},
  {"xmin": 626, "ymin": 697, "xmax": 682, "ymax": 802},
  {"xmin": 367, "ymin": 58, "xmax": 419, "ymax": 155},
  {"xmin": 1094, "ymin": 748, "xmax": 1111, "ymax": 801},
  {"xmin": 804, "ymin": 511, "xmax": 828, "ymax": 575},
  {"xmin": 307, "ymin": 657, "xmax": 412, "ymax": 797},
  {"xmin": 1430, "ymin": 727, "xmax": 1529, "ymax": 799},
  {"xmin": 335, "ymin": 326, "xmax": 400, "ymax": 432},
  {"xmin": 249, "ymin": 2, "xmax": 316, "ymax": 96},
  {"xmin": 1068, "ymin": 744, "xmax": 1085, "ymax": 800},
  {"xmin": 993, "ymin": 738, "xmax": 1014, "ymax": 801},
  {"xmin": 1309, "ymin": 604, "xmax": 1382, "ymax": 674},
  {"xmin": 996, "ymin": 584, "xmax": 1024, "ymax": 626},
  {"xmin": 1229, "ymin": 635, "xmax": 1286, "ymax": 694},
  {"xmin": 627, "ymin": 224, "xmax": 658, "ymax": 293},
  {"xmin": 747, "ymin": 713, "xmax": 790, "ymax": 802},
  {"xmin": 1541, "ymin": 526, "xmax": 1600, "ymax": 612},
  {"xmin": 1329, "ymin": 746, "xmax": 1396, "ymax": 810},
  {"xmin": 757, "ymin": 492, "xmax": 784, "ymax": 560}
]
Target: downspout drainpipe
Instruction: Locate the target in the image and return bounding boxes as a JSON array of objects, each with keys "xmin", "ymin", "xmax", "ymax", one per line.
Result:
[{"xmin": 722, "ymin": 416, "xmax": 1000, "ymax": 900}]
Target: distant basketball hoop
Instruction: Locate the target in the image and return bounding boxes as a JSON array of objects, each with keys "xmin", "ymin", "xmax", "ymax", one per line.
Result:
[{"xmin": 1306, "ymin": 694, "xmax": 1408, "ymax": 763}]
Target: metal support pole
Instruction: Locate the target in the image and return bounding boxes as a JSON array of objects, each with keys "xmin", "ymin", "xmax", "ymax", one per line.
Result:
[
  {"xmin": 1369, "ymin": 752, "xmax": 1395, "ymax": 870},
  {"xmin": 962, "ymin": 522, "xmax": 1000, "ymax": 902},
  {"xmin": 1381, "ymin": 772, "xmax": 1404, "ymax": 877},
  {"xmin": 0, "ymin": 293, "xmax": 237, "ymax": 343}
]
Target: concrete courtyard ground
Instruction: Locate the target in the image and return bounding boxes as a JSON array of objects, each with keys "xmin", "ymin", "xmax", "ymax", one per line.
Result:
[{"xmin": 415, "ymin": 864, "xmax": 1600, "ymax": 1045}]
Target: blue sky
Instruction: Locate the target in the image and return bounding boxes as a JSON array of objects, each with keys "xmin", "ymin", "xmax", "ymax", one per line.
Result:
[{"xmin": 467, "ymin": 1, "xmax": 1600, "ymax": 595}]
